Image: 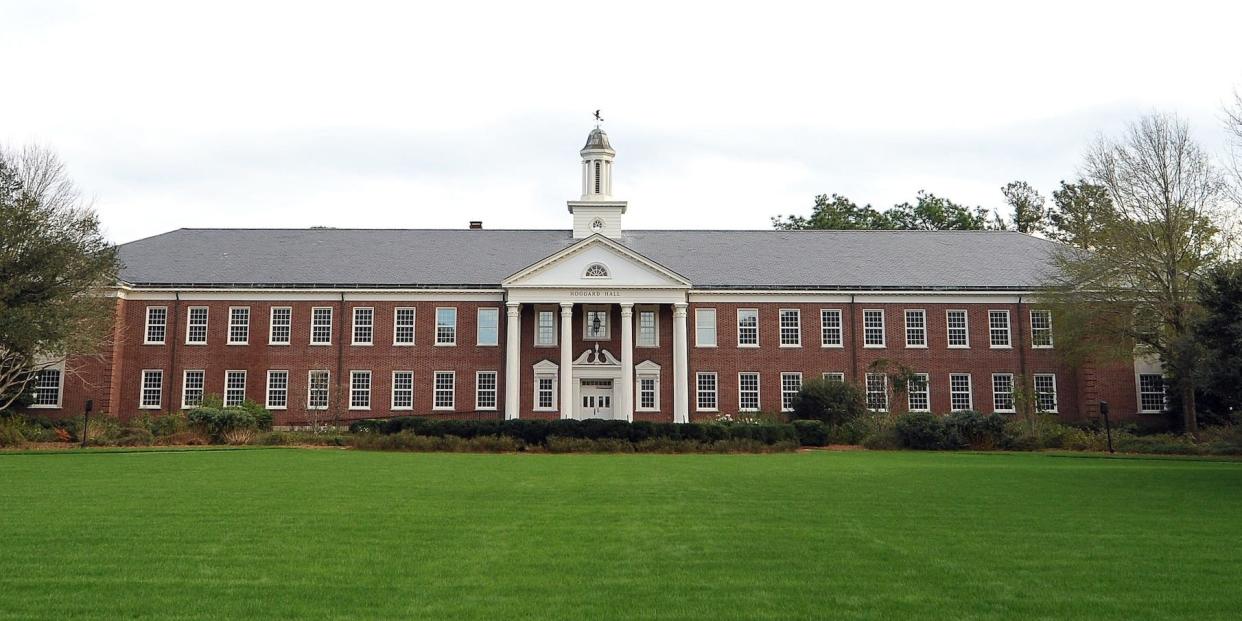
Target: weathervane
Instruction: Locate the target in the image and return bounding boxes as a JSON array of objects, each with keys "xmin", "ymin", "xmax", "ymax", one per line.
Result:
[{"xmin": 593, "ymin": 109, "xmax": 604, "ymax": 128}]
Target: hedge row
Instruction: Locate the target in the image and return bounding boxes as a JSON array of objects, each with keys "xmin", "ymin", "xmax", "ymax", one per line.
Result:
[{"xmin": 350, "ymin": 417, "xmax": 798, "ymax": 446}]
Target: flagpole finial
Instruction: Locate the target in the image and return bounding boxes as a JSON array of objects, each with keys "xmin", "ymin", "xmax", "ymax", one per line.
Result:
[{"xmin": 593, "ymin": 109, "xmax": 603, "ymax": 128}]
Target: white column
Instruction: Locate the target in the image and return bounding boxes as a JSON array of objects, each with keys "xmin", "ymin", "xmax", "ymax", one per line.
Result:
[
  {"xmin": 559, "ymin": 302, "xmax": 574, "ymax": 419},
  {"xmin": 673, "ymin": 302, "xmax": 689, "ymax": 423},
  {"xmin": 504, "ymin": 302, "xmax": 520, "ymax": 420},
  {"xmin": 619, "ymin": 303, "xmax": 634, "ymax": 422}
]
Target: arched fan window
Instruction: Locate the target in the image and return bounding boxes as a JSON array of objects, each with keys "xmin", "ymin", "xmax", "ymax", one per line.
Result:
[{"xmin": 584, "ymin": 263, "xmax": 610, "ymax": 278}]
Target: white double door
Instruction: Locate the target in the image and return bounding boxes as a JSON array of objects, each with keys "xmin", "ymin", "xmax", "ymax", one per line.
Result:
[{"xmin": 578, "ymin": 379, "xmax": 614, "ymax": 419}]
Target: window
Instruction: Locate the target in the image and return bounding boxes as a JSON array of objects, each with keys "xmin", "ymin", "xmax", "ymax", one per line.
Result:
[
  {"xmin": 950, "ymin": 373, "xmax": 973, "ymax": 411},
  {"xmin": 737, "ymin": 309, "xmax": 758, "ymax": 347},
  {"xmin": 30, "ymin": 368, "xmax": 62, "ymax": 408},
  {"xmin": 696, "ymin": 372, "xmax": 718, "ymax": 411},
  {"xmin": 394, "ymin": 307, "xmax": 416, "ymax": 345},
  {"xmin": 140, "ymin": 370, "xmax": 163, "ymax": 409},
  {"xmin": 695, "ymin": 308, "xmax": 717, "ymax": 347},
  {"xmin": 781, "ymin": 372, "xmax": 802, "ymax": 412},
  {"xmin": 947, "ymin": 310, "xmax": 969, "ymax": 348},
  {"xmin": 779, "ymin": 309, "xmax": 801, "ymax": 347},
  {"xmin": 186, "ymin": 307, "xmax": 208, "ymax": 344},
  {"xmin": 144, "ymin": 306, "xmax": 167, "ymax": 344},
  {"xmin": 822, "ymin": 372, "xmax": 845, "ymax": 383},
  {"xmin": 435, "ymin": 308, "xmax": 457, "ymax": 345},
  {"xmin": 992, "ymin": 373, "xmax": 1015, "ymax": 412},
  {"xmin": 311, "ymin": 307, "xmax": 333, "ymax": 345},
  {"xmin": 477, "ymin": 308, "xmax": 499, "ymax": 346},
  {"xmin": 391, "ymin": 371, "xmax": 414, "ymax": 410},
  {"xmin": 349, "ymin": 370, "xmax": 371, "ymax": 410},
  {"xmin": 266, "ymin": 370, "xmax": 289, "ymax": 410},
  {"xmin": 476, "ymin": 371, "xmax": 498, "ymax": 410},
  {"xmin": 308, "ymin": 371, "xmax": 330, "ymax": 410},
  {"xmin": 181, "ymin": 370, "xmax": 204, "ymax": 409},
  {"xmin": 352, "ymin": 307, "xmax": 374, "ymax": 345},
  {"xmin": 224, "ymin": 370, "xmax": 246, "ymax": 407},
  {"xmin": 584, "ymin": 263, "xmax": 609, "ymax": 278},
  {"xmin": 535, "ymin": 373, "xmax": 557, "ymax": 411},
  {"xmin": 1138, "ymin": 374, "xmax": 1166, "ymax": 413},
  {"xmin": 1031, "ymin": 310, "xmax": 1053, "ymax": 348},
  {"xmin": 228, "ymin": 307, "xmax": 249, "ymax": 345},
  {"xmin": 638, "ymin": 377, "xmax": 658, "ymax": 411},
  {"xmin": 637, "ymin": 309, "xmax": 658, "ymax": 347},
  {"xmin": 269, "ymin": 307, "xmax": 291, "ymax": 345},
  {"xmin": 584, "ymin": 308, "xmax": 609, "ymax": 340},
  {"xmin": 908, "ymin": 373, "xmax": 930, "ymax": 412},
  {"xmin": 865, "ymin": 373, "xmax": 888, "ymax": 411},
  {"xmin": 434, "ymin": 371, "xmax": 455, "ymax": 410},
  {"xmin": 904, "ymin": 309, "xmax": 926, "ymax": 347},
  {"xmin": 989, "ymin": 310, "xmax": 1011, "ymax": 348},
  {"xmin": 863, "ymin": 310, "xmax": 885, "ymax": 347},
  {"xmin": 738, "ymin": 372, "xmax": 760, "ymax": 412},
  {"xmin": 536, "ymin": 310, "xmax": 556, "ymax": 346},
  {"xmin": 1034, "ymin": 373, "xmax": 1057, "ymax": 413},
  {"xmin": 820, "ymin": 309, "xmax": 842, "ymax": 347}
]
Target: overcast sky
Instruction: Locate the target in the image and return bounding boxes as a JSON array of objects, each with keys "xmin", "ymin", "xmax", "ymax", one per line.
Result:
[{"xmin": 2, "ymin": 0, "xmax": 1240, "ymax": 244}]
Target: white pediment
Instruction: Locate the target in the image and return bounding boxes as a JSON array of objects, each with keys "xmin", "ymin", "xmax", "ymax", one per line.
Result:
[{"xmin": 503, "ymin": 234, "xmax": 691, "ymax": 289}]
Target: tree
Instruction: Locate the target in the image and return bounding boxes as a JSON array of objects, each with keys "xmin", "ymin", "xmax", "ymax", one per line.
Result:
[
  {"xmin": 1047, "ymin": 180, "xmax": 1116, "ymax": 249},
  {"xmin": 771, "ymin": 194, "xmax": 888, "ymax": 230},
  {"xmin": 0, "ymin": 145, "xmax": 118, "ymax": 411},
  {"xmin": 772, "ymin": 191, "xmax": 992, "ymax": 231},
  {"xmin": 1000, "ymin": 180, "xmax": 1047, "ymax": 234},
  {"xmin": 1193, "ymin": 261, "xmax": 1242, "ymax": 421},
  {"xmin": 1042, "ymin": 113, "xmax": 1229, "ymax": 434},
  {"xmin": 790, "ymin": 378, "xmax": 867, "ymax": 425}
]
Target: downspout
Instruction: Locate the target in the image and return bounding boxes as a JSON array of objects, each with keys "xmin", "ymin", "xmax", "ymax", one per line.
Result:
[
  {"xmin": 167, "ymin": 292, "xmax": 180, "ymax": 412},
  {"xmin": 1016, "ymin": 295, "xmax": 1029, "ymax": 414},
  {"xmin": 849, "ymin": 294, "xmax": 858, "ymax": 383},
  {"xmin": 335, "ymin": 293, "xmax": 346, "ymax": 429}
]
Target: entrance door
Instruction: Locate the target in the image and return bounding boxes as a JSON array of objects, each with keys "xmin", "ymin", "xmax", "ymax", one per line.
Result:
[{"xmin": 579, "ymin": 379, "xmax": 614, "ymax": 419}]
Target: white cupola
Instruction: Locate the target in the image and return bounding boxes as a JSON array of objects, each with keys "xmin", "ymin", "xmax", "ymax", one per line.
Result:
[{"xmin": 568, "ymin": 124, "xmax": 627, "ymax": 238}]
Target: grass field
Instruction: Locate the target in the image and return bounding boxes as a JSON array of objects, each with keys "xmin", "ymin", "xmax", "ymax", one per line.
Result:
[{"xmin": 2, "ymin": 449, "xmax": 1241, "ymax": 620}]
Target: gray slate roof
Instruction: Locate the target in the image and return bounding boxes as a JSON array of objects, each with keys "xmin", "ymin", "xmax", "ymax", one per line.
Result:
[{"xmin": 116, "ymin": 228, "xmax": 1063, "ymax": 290}]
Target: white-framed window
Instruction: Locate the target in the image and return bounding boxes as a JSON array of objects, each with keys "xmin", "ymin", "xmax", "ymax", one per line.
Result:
[
  {"xmin": 865, "ymin": 373, "xmax": 888, "ymax": 412},
  {"xmin": 266, "ymin": 370, "xmax": 289, "ymax": 410},
  {"xmin": 781, "ymin": 372, "xmax": 802, "ymax": 412},
  {"xmin": 311, "ymin": 307, "xmax": 333, "ymax": 345},
  {"xmin": 904, "ymin": 309, "xmax": 927, "ymax": 348},
  {"xmin": 637, "ymin": 376, "xmax": 658, "ymax": 411},
  {"xmin": 393, "ymin": 307, "xmax": 416, "ymax": 345},
  {"xmin": 738, "ymin": 372, "xmax": 760, "ymax": 412},
  {"xmin": 695, "ymin": 308, "xmax": 717, "ymax": 347},
  {"xmin": 1138, "ymin": 374, "xmax": 1166, "ymax": 413},
  {"xmin": 863, "ymin": 309, "xmax": 885, "ymax": 347},
  {"xmin": 822, "ymin": 372, "xmax": 845, "ymax": 383},
  {"xmin": 908, "ymin": 373, "xmax": 930, "ymax": 412},
  {"xmin": 140, "ymin": 369, "xmax": 163, "ymax": 409},
  {"xmin": 534, "ymin": 367, "xmax": 558, "ymax": 412},
  {"xmin": 1030, "ymin": 310, "xmax": 1053, "ymax": 348},
  {"xmin": 947, "ymin": 310, "xmax": 969, "ymax": 348},
  {"xmin": 435, "ymin": 307, "xmax": 457, "ymax": 345},
  {"xmin": 584, "ymin": 307, "xmax": 609, "ymax": 340},
  {"xmin": 30, "ymin": 366, "xmax": 63, "ymax": 408},
  {"xmin": 820, "ymin": 309, "xmax": 843, "ymax": 347},
  {"xmin": 181, "ymin": 369, "xmax": 204, "ymax": 409},
  {"xmin": 992, "ymin": 373, "xmax": 1015, "ymax": 413},
  {"xmin": 477, "ymin": 308, "xmax": 500, "ymax": 346},
  {"xmin": 989, "ymin": 310, "xmax": 1011, "ymax": 348},
  {"xmin": 186, "ymin": 306, "xmax": 208, "ymax": 345},
  {"xmin": 144, "ymin": 306, "xmax": 168, "ymax": 344},
  {"xmin": 227, "ymin": 307, "xmax": 250, "ymax": 345},
  {"xmin": 391, "ymin": 371, "xmax": 414, "ymax": 410},
  {"xmin": 536, "ymin": 309, "xmax": 557, "ymax": 346},
  {"xmin": 224, "ymin": 370, "xmax": 246, "ymax": 407},
  {"xmin": 433, "ymin": 371, "xmax": 455, "ymax": 410},
  {"xmin": 637, "ymin": 308, "xmax": 658, "ymax": 347},
  {"xmin": 583, "ymin": 263, "xmax": 610, "ymax": 278},
  {"xmin": 696, "ymin": 372, "xmax": 718, "ymax": 411},
  {"xmin": 349, "ymin": 370, "xmax": 371, "ymax": 410},
  {"xmin": 475, "ymin": 371, "xmax": 498, "ymax": 410},
  {"xmin": 307, "ymin": 370, "xmax": 330, "ymax": 410},
  {"xmin": 352, "ymin": 307, "xmax": 374, "ymax": 345},
  {"xmin": 779, "ymin": 309, "xmax": 801, "ymax": 347},
  {"xmin": 737, "ymin": 309, "xmax": 759, "ymax": 347},
  {"xmin": 950, "ymin": 373, "xmax": 973, "ymax": 411},
  {"xmin": 1034, "ymin": 373, "xmax": 1057, "ymax": 413},
  {"xmin": 269, "ymin": 307, "xmax": 291, "ymax": 345}
]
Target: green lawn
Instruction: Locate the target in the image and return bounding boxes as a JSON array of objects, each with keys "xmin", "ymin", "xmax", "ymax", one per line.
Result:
[{"xmin": 2, "ymin": 449, "xmax": 1240, "ymax": 620}]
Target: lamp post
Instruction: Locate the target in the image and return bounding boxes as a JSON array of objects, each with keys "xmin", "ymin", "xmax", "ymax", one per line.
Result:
[{"xmin": 80, "ymin": 399, "xmax": 93, "ymax": 449}]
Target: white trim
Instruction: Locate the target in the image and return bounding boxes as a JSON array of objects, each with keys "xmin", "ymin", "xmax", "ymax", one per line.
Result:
[
  {"xmin": 949, "ymin": 373, "xmax": 973, "ymax": 411},
  {"xmin": 904, "ymin": 309, "xmax": 927, "ymax": 348},
  {"xmin": 694, "ymin": 307, "xmax": 717, "ymax": 347},
  {"xmin": 265, "ymin": 370, "xmax": 289, "ymax": 410},
  {"xmin": 908, "ymin": 372, "xmax": 931, "ymax": 412},
  {"xmin": 865, "ymin": 373, "xmax": 888, "ymax": 412},
  {"xmin": 224, "ymin": 369, "xmax": 247, "ymax": 407},
  {"xmin": 582, "ymin": 305, "xmax": 611, "ymax": 340},
  {"xmin": 822, "ymin": 372, "xmax": 846, "ymax": 382},
  {"xmin": 988, "ymin": 309, "xmax": 1012, "ymax": 349},
  {"xmin": 227, "ymin": 306, "xmax": 250, "ymax": 345},
  {"xmin": 533, "ymin": 360, "xmax": 559, "ymax": 412},
  {"xmin": 307, "ymin": 370, "xmax": 330, "ymax": 410},
  {"xmin": 310, "ymin": 306, "xmax": 333, "ymax": 345},
  {"xmin": 946, "ymin": 309, "xmax": 970, "ymax": 349},
  {"xmin": 348, "ymin": 369, "xmax": 372, "ymax": 411},
  {"xmin": 391, "ymin": 370, "xmax": 414, "ymax": 410},
  {"xmin": 534, "ymin": 307, "xmax": 558, "ymax": 347},
  {"xmin": 185, "ymin": 306, "xmax": 209, "ymax": 345},
  {"xmin": 139, "ymin": 369, "xmax": 163, "ymax": 409},
  {"xmin": 502, "ymin": 234, "xmax": 692, "ymax": 287},
  {"xmin": 862, "ymin": 309, "xmax": 886, "ymax": 348},
  {"xmin": 351, "ymin": 307, "xmax": 375, "ymax": 346},
  {"xmin": 433, "ymin": 370, "xmax": 456, "ymax": 411},
  {"xmin": 120, "ymin": 288, "xmax": 505, "ymax": 302},
  {"xmin": 181, "ymin": 369, "xmax": 205, "ymax": 410},
  {"xmin": 991, "ymin": 373, "xmax": 1016, "ymax": 413},
  {"xmin": 268, "ymin": 306, "xmax": 292, "ymax": 346},
  {"xmin": 143, "ymin": 306, "xmax": 168, "ymax": 345},
  {"xmin": 688, "ymin": 291, "xmax": 1034, "ymax": 304},
  {"xmin": 393, "ymin": 307, "xmax": 416, "ymax": 346},
  {"xmin": 435, "ymin": 307, "xmax": 457, "ymax": 346},
  {"xmin": 695, "ymin": 371, "xmax": 718, "ymax": 412},
  {"xmin": 635, "ymin": 306, "xmax": 660, "ymax": 348},
  {"xmin": 476, "ymin": 307, "xmax": 500, "ymax": 347},
  {"xmin": 738, "ymin": 371, "xmax": 761, "ymax": 412},
  {"xmin": 1030, "ymin": 309, "xmax": 1054, "ymax": 349},
  {"xmin": 1136, "ymin": 372, "xmax": 1167, "ymax": 414},
  {"xmin": 1033, "ymin": 373, "xmax": 1058, "ymax": 413},
  {"xmin": 475, "ymin": 370, "xmax": 498, "ymax": 411},
  {"xmin": 28, "ymin": 363, "xmax": 65, "ymax": 409},
  {"xmin": 736, "ymin": 308, "xmax": 759, "ymax": 348},
  {"xmin": 635, "ymin": 360, "xmax": 662, "ymax": 413},
  {"xmin": 820, "ymin": 308, "xmax": 844, "ymax": 348},
  {"xmin": 778, "ymin": 308, "xmax": 802, "ymax": 348},
  {"xmin": 780, "ymin": 371, "xmax": 802, "ymax": 412}
]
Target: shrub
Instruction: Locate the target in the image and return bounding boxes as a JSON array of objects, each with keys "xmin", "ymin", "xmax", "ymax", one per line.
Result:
[
  {"xmin": 258, "ymin": 431, "xmax": 348, "ymax": 446},
  {"xmin": 829, "ymin": 413, "xmax": 893, "ymax": 445},
  {"xmin": 0, "ymin": 416, "xmax": 28, "ymax": 447},
  {"xmin": 792, "ymin": 420, "xmax": 828, "ymax": 447},
  {"xmin": 791, "ymin": 378, "xmax": 868, "ymax": 426},
  {"xmin": 943, "ymin": 411, "xmax": 1007, "ymax": 450},
  {"xmin": 348, "ymin": 419, "xmax": 385, "ymax": 434},
  {"xmin": 113, "ymin": 427, "xmax": 155, "ymax": 447},
  {"xmin": 187, "ymin": 400, "xmax": 272, "ymax": 443},
  {"xmin": 861, "ymin": 429, "xmax": 900, "ymax": 450},
  {"xmin": 894, "ymin": 412, "xmax": 949, "ymax": 450},
  {"xmin": 156, "ymin": 431, "xmax": 210, "ymax": 446}
]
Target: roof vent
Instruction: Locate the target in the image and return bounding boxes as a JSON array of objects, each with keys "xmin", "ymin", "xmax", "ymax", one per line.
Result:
[{"xmin": 469, "ymin": 221, "xmax": 483, "ymax": 230}]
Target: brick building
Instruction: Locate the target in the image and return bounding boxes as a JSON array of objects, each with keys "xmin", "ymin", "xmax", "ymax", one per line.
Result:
[{"xmin": 24, "ymin": 127, "xmax": 1163, "ymax": 425}]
